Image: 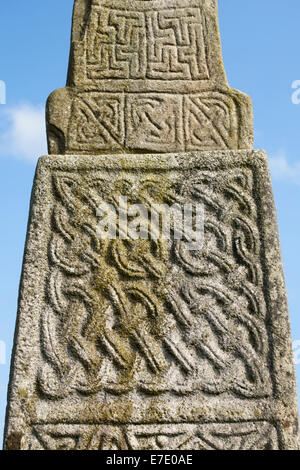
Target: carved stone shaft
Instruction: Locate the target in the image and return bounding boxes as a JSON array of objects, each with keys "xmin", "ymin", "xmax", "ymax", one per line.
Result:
[
  {"xmin": 47, "ymin": 0, "xmax": 253, "ymax": 155},
  {"xmin": 4, "ymin": 0, "xmax": 298, "ymax": 451}
]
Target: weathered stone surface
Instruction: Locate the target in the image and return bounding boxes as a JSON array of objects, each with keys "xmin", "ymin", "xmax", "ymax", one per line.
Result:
[
  {"xmin": 4, "ymin": 0, "xmax": 299, "ymax": 451},
  {"xmin": 4, "ymin": 151, "xmax": 299, "ymax": 450},
  {"xmin": 46, "ymin": 0, "xmax": 253, "ymax": 154}
]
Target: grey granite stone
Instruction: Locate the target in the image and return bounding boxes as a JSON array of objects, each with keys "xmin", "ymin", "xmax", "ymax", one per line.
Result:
[{"xmin": 3, "ymin": 151, "xmax": 299, "ymax": 450}]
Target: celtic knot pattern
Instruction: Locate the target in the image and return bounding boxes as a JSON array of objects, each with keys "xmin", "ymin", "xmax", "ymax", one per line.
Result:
[
  {"xmin": 38, "ymin": 167, "xmax": 272, "ymax": 400},
  {"xmin": 68, "ymin": 93, "xmax": 125, "ymax": 151},
  {"xmin": 83, "ymin": 5, "xmax": 208, "ymax": 81},
  {"xmin": 64, "ymin": 91, "xmax": 240, "ymax": 153}
]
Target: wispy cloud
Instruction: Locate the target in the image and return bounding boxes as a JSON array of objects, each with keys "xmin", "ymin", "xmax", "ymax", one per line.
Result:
[
  {"xmin": 0, "ymin": 103, "xmax": 47, "ymax": 162},
  {"xmin": 269, "ymin": 151, "xmax": 300, "ymax": 186}
]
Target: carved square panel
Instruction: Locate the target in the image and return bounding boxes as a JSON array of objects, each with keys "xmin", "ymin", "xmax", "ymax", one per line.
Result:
[
  {"xmin": 184, "ymin": 93, "xmax": 239, "ymax": 151},
  {"xmin": 68, "ymin": 92, "xmax": 125, "ymax": 152},
  {"xmin": 125, "ymin": 93, "xmax": 184, "ymax": 152}
]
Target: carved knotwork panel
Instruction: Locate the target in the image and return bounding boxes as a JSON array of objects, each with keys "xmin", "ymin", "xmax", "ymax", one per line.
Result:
[
  {"xmin": 5, "ymin": 152, "xmax": 298, "ymax": 449},
  {"xmin": 80, "ymin": 3, "xmax": 209, "ymax": 82},
  {"xmin": 68, "ymin": 93, "xmax": 125, "ymax": 152},
  {"xmin": 65, "ymin": 91, "xmax": 240, "ymax": 153},
  {"xmin": 38, "ymin": 166, "xmax": 272, "ymax": 400}
]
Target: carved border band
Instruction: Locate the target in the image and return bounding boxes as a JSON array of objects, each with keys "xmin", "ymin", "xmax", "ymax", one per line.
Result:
[
  {"xmin": 28, "ymin": 422, "xmax": 279, "ymax": 450},
  {"xmin": 66, "ymin": 91, "xmax": 240, "ymax": 152}
]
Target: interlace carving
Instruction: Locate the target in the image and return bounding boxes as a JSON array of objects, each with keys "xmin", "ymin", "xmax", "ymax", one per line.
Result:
[
  {"xmin": 38, "ymin": 168, "xmax": 272, "ymax": 399},
  {"xmin": 30, "ymin": 422, "xmax": 279, "ymax": 450}
]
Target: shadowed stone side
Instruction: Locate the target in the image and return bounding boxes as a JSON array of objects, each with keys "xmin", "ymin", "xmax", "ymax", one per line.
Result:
[
  {"xmin": 4, "ymin": 151, "xmax": 299, "ymax": 450},
  {"xmin": 46, "ymin": 0, "xmax": 253, "ymax": 154}
]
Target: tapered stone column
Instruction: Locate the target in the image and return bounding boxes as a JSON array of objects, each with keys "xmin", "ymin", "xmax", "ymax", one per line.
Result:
[
  {"xmin": 4, "ymin": 0, "xmax": 298, "ymax": 450},
  {"xmin": 47, "ymin": 0, "xmax": 253, "ymax": 155}
]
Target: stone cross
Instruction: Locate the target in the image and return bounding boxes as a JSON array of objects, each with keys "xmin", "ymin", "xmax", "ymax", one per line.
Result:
[
  {"xmin": 46, "ymin": 0, "xmax": 253, "ymax": 154},
  {"xmin": 4, "ymin": 0, "xmax": 299, "ymax": 450}
]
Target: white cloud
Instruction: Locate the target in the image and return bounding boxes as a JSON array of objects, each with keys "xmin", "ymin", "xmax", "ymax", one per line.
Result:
[
  {"xmin": 0, "ymin": 103, "xmax": 47, "ymax": 162},
  {"xmin": 269, "ymin": 151, "xmax": 300, "ymax": 186}
]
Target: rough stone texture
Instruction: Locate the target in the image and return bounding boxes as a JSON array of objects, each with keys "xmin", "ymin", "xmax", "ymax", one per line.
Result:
[
  {"xmin": 46, "ymin": 0, "xmax": 253, "ymax": 154},
  {"xmin": 4, "ymin": 151, "xmax": 299, "ymax": 450},
  {"xmin": 4, "ymin": 0, "xmax": 299, "ymax": 451}
]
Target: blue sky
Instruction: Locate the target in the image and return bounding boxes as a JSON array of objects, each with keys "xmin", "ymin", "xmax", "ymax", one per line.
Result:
[{"xmin": 1, "ymin": 0, "xmax": 300, "ymax": 443}]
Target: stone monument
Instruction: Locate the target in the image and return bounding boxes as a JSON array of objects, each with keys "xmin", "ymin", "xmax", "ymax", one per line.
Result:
[{"xmin": 4, "ymin": 0, "xmax": 299, "ymax": 450}]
